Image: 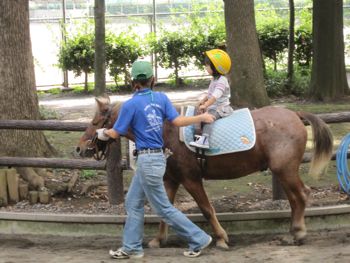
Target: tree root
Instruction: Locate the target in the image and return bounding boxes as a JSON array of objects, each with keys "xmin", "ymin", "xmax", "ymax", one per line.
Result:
[
  {"xmin": 16, "ymin": 167, "xmax": 45, "ymax": 190},
  {"xmin": 81, "ymin": 181, "xmax": 107, "ymax": 195}
]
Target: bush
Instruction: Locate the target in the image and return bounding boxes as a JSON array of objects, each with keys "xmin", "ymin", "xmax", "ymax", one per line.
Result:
[
  {"xmin": 150, "ymin": 30, "xmax": 191, "ymax": 88},
  {"xmin": 256, "ymin": 4, "xmax": 313, "ymax": 71},
  {"xmin": 345, "ymin": 34, "xmax": 350, "ymax": 67},
  {"xmin": 294, "ymin": 7, "xmax": 312, "ymax": 67},
  {"xmin": 265, "ymin": 67, "xmax": 310, "ymax": 98},
  {"xmin": 58, "ymin": 31, "xmax": 95, "ymax": 93},
  {"xmin": 256, "ymin": 5, "xmax": 289, "ymax": 71},
  {"xmin": 184, "ymin": 3, "xmax": 226, "ymax": 68},
  {"xmin": 106, "ymin": 31, "xmax": 143, "ymax": 87},
  {"xmin": 294, "ymin": 28, "xmax": 312, "ymax": 67},
  {"xmin": 258, "ymin": 24, "xmax": 289, "ymax": 71}
]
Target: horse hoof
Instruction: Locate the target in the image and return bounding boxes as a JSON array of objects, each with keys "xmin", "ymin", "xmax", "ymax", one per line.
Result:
[
  {"xmin": 293, "ymin": 230, "xmax": 307, "ymax": 245},
  {"xmin": 148, "ymin": 239, "xmax": 161, "ymax": 248},
  {"xmin": 216, "ymin": 239, "xmax": 229, "ymax": 250}
]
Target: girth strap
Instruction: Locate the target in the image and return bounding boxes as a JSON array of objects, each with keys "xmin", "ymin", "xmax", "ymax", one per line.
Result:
[{"xmin": 195, "ymin": 147, "xmax": 207, "ymax": 178}]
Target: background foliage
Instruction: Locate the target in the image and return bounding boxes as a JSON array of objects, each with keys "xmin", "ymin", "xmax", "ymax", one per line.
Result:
[{"xmin": 57, "ymin": 2, "xmax": 317, "ymax": 96}]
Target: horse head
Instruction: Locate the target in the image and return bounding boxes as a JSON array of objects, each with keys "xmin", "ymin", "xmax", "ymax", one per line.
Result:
[{"xmin": 76, "ymin": 95, "xmax": 117, "ymax": 160}]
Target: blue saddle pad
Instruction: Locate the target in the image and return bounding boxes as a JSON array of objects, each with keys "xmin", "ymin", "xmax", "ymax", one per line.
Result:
[{"xmin": 183, "ymin": 106, "xmax": 256, "ymax": 156}]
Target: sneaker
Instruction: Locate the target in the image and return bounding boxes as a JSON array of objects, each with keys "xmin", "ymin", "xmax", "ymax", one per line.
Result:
[
  {"xmin": 109, "ymin": 249, "xmax": 144, "ymax": 259},
  {"xmin": 189, "ymin": 135, "xmax": 210, "ymax": 149},
  {"xmin": 183, "ymin": 236, "xmax": 212, "ymax": 258}
]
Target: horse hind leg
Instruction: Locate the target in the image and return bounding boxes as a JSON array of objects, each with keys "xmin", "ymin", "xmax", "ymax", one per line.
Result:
[
  {"xmin": 273, "ymin": 168, "xmax": 310, "ymax": 243},
  {"xmin": 148, "ymin": 179, "xmax": 179, "ymax": 248}
]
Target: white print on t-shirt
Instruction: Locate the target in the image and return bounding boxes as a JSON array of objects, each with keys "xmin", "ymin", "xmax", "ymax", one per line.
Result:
[
  {"xmin": 145, "ymin": 108, "xmax": 162, "ymax": 132},
  {"xmin": 145, "ymin": 103, "xmax": 162, "ymax": 111}
]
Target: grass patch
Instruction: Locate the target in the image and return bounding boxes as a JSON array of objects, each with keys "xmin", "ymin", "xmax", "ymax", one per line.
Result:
[
  {"xmin": 81, "ymin": 170, "xmax": 97, "ymax": 180},
  {"xmin": 44, "ymin": 131, "xmax": 82, "ymax": 158},
  {"xmin": 39, "ymin": 106, "xmax": 62, "ymax": 120},
  {"xmin": 283, "ymin": 102, "xmax": 350, "ymax": 114}
]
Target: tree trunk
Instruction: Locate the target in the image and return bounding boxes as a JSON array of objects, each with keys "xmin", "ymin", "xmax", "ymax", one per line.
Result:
[
  {"xmin": 123, "ymin": 67, "xmax": 131, "ymax": 87},
  {"xmin": 174, "ymin": 61, "xmax": 180, "ymax": 88},
  {"xmin": 0, "ymin": 0, "xmax": 53, "ymax": 158},
  {"xmin": 287, "ymin": 0, "xmax": 295, "ymax": 87},
  {"xmin": 224, "ymin": 0, "xmax": 269, "ymax": 108},
  {"xmin": 94, "ymin": 0, "xmax": 106, "ymax": 96},
  {"xmin": 84, "ymin": 71, "xmax": 89, "ymax": 93},
  {"xmin": 309, "ymin": 0, "xmax": 349, "ymax": 101},
  {"xmin": 0, "ymin": 0, "xmax": 54, "ymax": 190}
]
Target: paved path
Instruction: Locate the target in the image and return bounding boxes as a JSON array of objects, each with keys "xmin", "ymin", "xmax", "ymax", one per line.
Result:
[
  {"xmin": 39, "ymin": 89, "xmax": 206, "ymax": 108},
  {"xmin": 39, "ymin": 89, "xmax": 207, "ymax": 121}
]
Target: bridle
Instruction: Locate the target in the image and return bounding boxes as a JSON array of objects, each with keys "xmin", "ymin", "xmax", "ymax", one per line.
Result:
[{"xmin": 87, "ymin": 107, "xmax": 113, "ymax": 161}]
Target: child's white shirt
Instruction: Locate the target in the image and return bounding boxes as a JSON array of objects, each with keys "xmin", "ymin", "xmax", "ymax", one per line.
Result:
[{"xmin": 207, "ymin": 75, "xmax": 231, "ymax": 111}]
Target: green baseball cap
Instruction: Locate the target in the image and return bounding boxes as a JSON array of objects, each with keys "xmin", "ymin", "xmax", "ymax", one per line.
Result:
[{"xmin": 131, "ymin": 61, "xmax": 153, "ymax": 80}]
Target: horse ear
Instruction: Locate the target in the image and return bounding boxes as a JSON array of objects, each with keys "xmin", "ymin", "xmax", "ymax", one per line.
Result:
[{"xmin": 95, "ymin": 95, "xmax": 111, "ymax": 110}]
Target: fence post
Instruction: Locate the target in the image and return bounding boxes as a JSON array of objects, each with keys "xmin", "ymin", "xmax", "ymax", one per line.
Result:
[
  {"xmin": 272, "ymin": 174, "xmax": 287, "ymax": 200},
  {"xmin": 106, "ymin": 138, "xmax": 124, "ymax": 204}
]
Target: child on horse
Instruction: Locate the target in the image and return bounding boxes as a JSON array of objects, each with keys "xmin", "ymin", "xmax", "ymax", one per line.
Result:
[{"xmin": 190, "ymin": 49, "xmax": 233, "ymax": 149}]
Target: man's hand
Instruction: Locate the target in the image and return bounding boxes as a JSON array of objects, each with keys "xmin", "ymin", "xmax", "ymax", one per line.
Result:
[
  {"xmin": 200, "ymin": 112, "xmax": 215, "ymax": 123},
  {"xmin": 96, "ymin": 128, "xmax": 109, "ymax": 141}
]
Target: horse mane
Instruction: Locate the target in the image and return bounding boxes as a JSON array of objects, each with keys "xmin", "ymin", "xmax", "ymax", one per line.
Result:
[{"xmin": 111, "ymin": 101, "xmax": 122, "ymax": 114}]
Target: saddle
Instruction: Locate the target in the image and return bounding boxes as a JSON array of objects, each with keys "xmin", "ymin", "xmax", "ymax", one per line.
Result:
[{"xmin": 180, "ymin": 106, "xmax": 256, "ymax": 156}]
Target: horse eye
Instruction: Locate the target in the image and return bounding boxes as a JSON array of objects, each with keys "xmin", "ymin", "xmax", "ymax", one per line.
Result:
[
  {"xmin": 92, "ymin": 115, "xmax": 105, "ymax": 126},
  {"xmin": 101, "ymin": 109, "xmax": 109, "ymax": 116},
  {"xmin": 91, "ymin": 118, "xmax": 100, "ymax": 126}
]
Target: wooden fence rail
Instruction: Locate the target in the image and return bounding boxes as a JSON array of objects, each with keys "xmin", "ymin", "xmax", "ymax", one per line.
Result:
[
  {"xmin": 0, "ymin": 120, "xmax": 124, "ymax": 204},
  {"xmin": 0, "ymin": 120, "xmax": 88, "ymax": 131},
  {"xmin": 0, "ymin": 111, "xmax": 349, "ymax": 202},
  {"xmin": 0, "ymin": 157, "xmax": 106, "ymax": 170}
]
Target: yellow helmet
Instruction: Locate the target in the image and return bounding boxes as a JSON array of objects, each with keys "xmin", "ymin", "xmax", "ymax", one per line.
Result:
[{"xmin": 205, "ymin": 49, "xmax": 231, "ymax": 74}]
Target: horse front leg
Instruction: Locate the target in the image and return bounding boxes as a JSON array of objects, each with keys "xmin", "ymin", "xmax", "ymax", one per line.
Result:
[
  {"xmin": 147, "ymin": 179, "xmax": 179, "ymax": 248},
  {"xmin": 182, "ymin": 178, "xmax": 229, "ymax": 250}
]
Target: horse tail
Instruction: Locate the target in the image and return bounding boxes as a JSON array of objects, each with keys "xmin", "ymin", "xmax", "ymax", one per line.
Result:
[{"xmin": 296, "ymin": 112, "xmax": 333, "ymax": 178}]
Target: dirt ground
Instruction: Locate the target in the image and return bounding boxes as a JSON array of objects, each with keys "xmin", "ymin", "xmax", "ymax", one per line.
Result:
[{"xmin": 1, "ymin": 228, "xmax": 350, "ymax": 263}]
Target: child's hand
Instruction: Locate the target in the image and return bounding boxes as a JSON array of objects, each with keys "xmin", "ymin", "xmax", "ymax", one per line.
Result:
[{"xmin": 198, "ymin": 104, "xmax": 206, "ymax": 112}]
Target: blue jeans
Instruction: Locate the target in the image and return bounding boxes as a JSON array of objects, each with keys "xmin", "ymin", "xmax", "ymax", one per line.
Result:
[{"xmin": 121, "ymin": 152, "xmax": 210, "ymax": 253}]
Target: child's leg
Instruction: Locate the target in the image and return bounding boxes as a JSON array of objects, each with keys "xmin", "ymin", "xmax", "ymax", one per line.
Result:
[
  {"xmin": 190, "ymin": 110, "xmax": 221, "ymax": 149},
  {"xmin": 202, "ymin": 110, "xmax": 221, "ymax": 138}
]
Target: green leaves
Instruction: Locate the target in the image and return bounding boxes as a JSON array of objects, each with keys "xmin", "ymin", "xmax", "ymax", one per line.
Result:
[
  {"xmin": 150, "ymin": 30, "xmax": 191, "ymax": 87},
  {"xmin": 58, "ymin": 22, "xmax": 143, "ymax": 88},
  {"xmin": 256, "ymin": 3, "xmax": 312, "ymax": 70},
  {"xmin": 148, "ymin": 2, "xmax": 226, "ymax": 87},
  {"xmin": 106, "ymin": 31, "xmax": 143, "ymax": 86},
  {"xmin": 58, "ymin": 33, "xmax": 95, "ymax": 77}
]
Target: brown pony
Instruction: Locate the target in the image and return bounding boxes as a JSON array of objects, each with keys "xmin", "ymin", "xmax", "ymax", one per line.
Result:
[{"xmin": 76, "ymin": 96, "xmax": 333, "ymax": 249}]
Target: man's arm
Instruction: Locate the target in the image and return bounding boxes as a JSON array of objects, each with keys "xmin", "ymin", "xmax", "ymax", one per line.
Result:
[{"xmin": 171, "ymin": 112, "xmax": 214, "ymax": 127}]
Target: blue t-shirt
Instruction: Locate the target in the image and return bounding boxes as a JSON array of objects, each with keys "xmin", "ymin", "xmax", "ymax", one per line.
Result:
[{"xmin": 112, "ymin": 88, "xmax": 179, "ymax": 150}]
